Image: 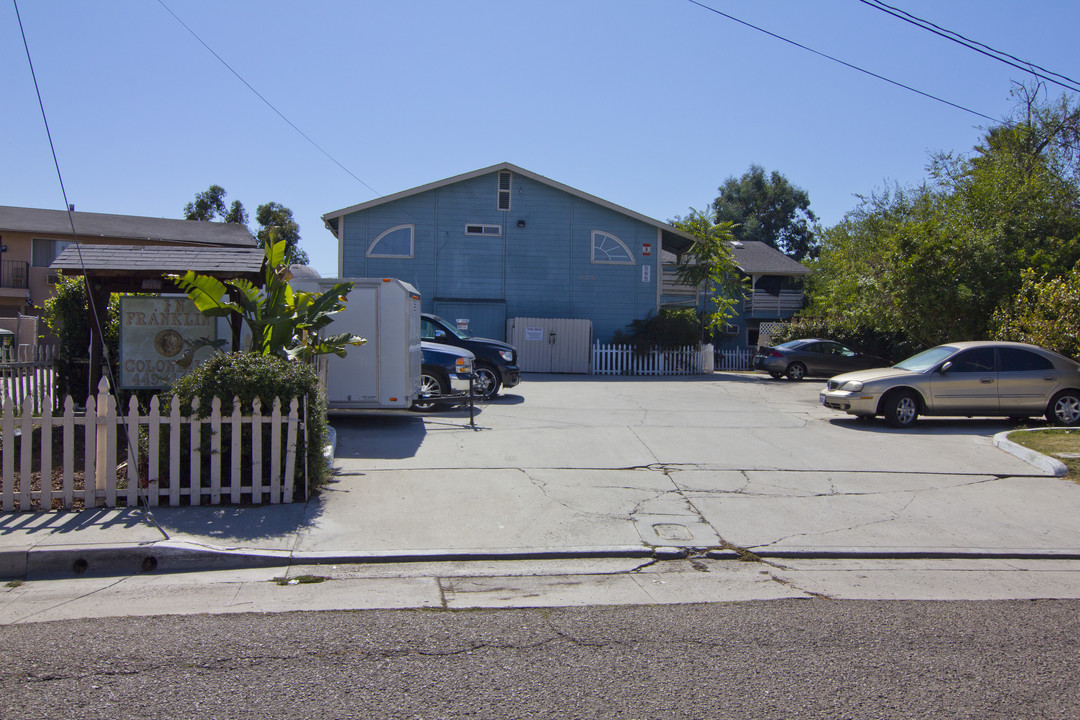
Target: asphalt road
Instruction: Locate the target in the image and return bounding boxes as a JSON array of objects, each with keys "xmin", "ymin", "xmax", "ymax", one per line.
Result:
[{"xmin": 3, "ymin": 600, "xmax": 1077, "ymax": 719}]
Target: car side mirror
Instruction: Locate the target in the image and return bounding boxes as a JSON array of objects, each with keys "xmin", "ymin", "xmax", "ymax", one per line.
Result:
[
  {"xmin": 434, "ymin": 330, "xmax": 446, "ymax": 339},
  {"xmin": 940, "ymin": 361, "xmax": 953, "ymax": 374}
]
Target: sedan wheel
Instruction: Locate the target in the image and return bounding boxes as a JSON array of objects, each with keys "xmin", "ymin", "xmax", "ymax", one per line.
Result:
[
  {"xmin": 1046, "ymin": 390, "xmax": 1080, "ymax": 427},
  {"xmin": 883, "ymin": 389, "xmax": 919, "ymax": 428},
  {"xmin": 785, "ymin": 362, "xmax": 807, "ymax": 381}
]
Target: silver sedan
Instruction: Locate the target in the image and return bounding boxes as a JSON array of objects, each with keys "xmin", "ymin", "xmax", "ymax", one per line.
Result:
[{"xmin": 820, "ymin": 341, "xmax": 1080, "ymax": 428}]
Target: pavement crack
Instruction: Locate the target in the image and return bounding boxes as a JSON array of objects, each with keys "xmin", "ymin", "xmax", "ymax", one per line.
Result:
[{"xmin": 752, "ymin": 493, "xmax": 920, "ymax": 550}]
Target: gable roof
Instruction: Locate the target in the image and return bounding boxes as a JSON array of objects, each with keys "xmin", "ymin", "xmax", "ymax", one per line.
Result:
[
  {"xmin": 729, "ymin": 241, "xmax": 810, "ymax": 276},
  {"xmin": 0, "ymin": 205, "xmax": 256, "ymax": 247},
  {"xmin": 322, "ymin": 162, "xmax": 696, "ymax": 254}
]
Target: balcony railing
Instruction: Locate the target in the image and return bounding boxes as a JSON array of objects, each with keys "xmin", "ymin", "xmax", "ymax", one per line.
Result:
[
  {"xmin": 747, "ymin": 289, "xmax": 803, "ymax": 318},
  {"xmin": 0, "ymin": 260, "xmax": 28, "ymax": 290}
]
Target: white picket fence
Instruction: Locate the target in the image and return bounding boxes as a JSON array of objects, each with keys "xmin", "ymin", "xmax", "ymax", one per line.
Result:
[
  {"xmin": 0, "ymin": 345, "xmax": 57, "ymax": 415},
  {"xmin": 1, "ymin": 378, "xmax": 305, "ymax": 512},
  {"xmin": 592, "ymin": 343, "xmax": 704, "ymax": 376},
  {"xmin": 716, "ymin": 347, "xmax": 755, "ymax": 372}
]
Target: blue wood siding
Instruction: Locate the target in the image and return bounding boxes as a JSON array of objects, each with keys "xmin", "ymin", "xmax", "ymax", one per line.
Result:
[{"xmin": 338, "ymin": 171, "xmax": 661, "ymax": 344}]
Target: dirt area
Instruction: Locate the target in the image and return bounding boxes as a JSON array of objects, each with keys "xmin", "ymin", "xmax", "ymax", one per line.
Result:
[{"xmin": 1, "ymin": 433, "xmax": 134, "ymax": 511}]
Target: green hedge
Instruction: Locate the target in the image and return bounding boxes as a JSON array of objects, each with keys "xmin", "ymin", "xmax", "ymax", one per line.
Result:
[
  {"xmin": 167, "ymin": 353, "xmax": 330, "ymax": 496},
  {"xmin": 613, "ymin": 307, "xmax": 702, "ymax": 352}
]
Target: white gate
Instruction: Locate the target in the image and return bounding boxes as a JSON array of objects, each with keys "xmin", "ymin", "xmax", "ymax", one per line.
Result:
[{"xmin": 507, "ymin": 318, "xmax": 592, "ymax": 373}]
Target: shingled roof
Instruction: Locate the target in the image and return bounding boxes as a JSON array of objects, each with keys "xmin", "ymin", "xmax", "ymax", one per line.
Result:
[
  {"xmin": 729, "ymin": 241, "xmax": 810, "ymax": 276},
  {"xmin": 51, "ymin": 244, "xmax": 266, "ymax": 275},
  {"xmin": 0, "ymin": 205, "xmax": 255, "ymax": 247}
]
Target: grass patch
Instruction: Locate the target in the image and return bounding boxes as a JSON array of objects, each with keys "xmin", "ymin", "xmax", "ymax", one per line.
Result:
[
  {"xmin": 5, "ymin": 580, "xmax": 24, "ymax": 589},
  {"xmin": 1008, "ymin": 428, "xmax": 1080, "ymax": 483}
]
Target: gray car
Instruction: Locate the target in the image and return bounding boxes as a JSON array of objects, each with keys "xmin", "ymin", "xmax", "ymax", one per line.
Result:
[
  {"xmin": 819, "ymin": 340, "xmax": 1080, "ymax": 428},
  {"xmin": 754, "ymin": 338, "xmax": 888, "ymax": 380}
]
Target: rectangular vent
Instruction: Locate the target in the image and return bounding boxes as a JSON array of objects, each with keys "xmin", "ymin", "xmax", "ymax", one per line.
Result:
[{"xmin": 497, "ymin": 171, "xmax": 512, "ymax": 211}]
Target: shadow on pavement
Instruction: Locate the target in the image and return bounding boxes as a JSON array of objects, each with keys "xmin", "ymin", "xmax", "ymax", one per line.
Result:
[
  {"xmin": 828, "ymin": 416, "xmax": 1044, "ymax": 437},
  {"xmin": 151, "ymin": 502, "xmax": 316, "ymax": 544},
  {"xmin": 0, "ymin": 508, "xmax": 151, "ymax": 536}
]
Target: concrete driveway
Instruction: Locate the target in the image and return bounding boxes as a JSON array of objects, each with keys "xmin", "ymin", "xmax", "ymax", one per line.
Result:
[{"xmin": 323, "ymin": 372, "xmax": 1080, "ymax": 559}]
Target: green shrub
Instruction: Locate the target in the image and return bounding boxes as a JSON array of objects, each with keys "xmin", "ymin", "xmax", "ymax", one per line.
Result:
[
  {"xmin": 993, "ymin": 265, "xmax": 1080, "ymax": 361},
  {"xmin": 40, "ymin": 272, "xmax": 120, "ymax": 403},
  {"xmin": 167, "ymin": 353, "xmax": 330, "ymax": 497},
  {"xmin": 613, "ymin": 307, "xmax": 702, "ymax": 353}
]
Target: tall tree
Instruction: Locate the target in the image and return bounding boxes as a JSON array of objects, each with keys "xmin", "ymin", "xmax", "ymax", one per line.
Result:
[
  {"xmin": 804, "ymin": 85, "xmax": 1080, "ymax": 348},
  {"xmin": 671, "ymin": 209, "xmax": 747, "ymax": 341},
  {"xmin": 712, "ymin": 165, "xmax": 818, "ymax": 260},
  {"xmin": 255, "ymin": 202, "xmax": 308, "ymax": 265},
  {"xmin": 183, "ymin": 186, "xmax": 309, "ymax": 264},
  {"xmin": 183, "ymin": 184, "xmax": 248, "ymax": 225}
]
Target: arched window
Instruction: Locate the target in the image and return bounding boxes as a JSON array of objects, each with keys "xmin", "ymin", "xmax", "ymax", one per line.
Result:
[
  {"xmin": 367, "ymin": 224, "xmax": 414, "ymax": 258},
  {"xmin": 591, "ymin": 231, "xmax": 634, "ymax": 265}
]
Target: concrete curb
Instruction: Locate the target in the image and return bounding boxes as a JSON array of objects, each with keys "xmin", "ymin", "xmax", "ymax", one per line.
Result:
[
  {"xmin": 993, "ymin": 429, "xmax": 1069, "ymax": 477},
  {"xmin": 8, "ymin": 542, "xmax": 688, "ymax": 580},
  {"xmin": 11, "ymin": 540, "xmax": 1080, "ymax": 580}
]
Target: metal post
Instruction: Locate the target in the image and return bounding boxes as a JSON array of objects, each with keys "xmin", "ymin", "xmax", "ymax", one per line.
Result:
[{"xmin": 468, "ymin": 372, "xmax": 476, "ymax": 428}]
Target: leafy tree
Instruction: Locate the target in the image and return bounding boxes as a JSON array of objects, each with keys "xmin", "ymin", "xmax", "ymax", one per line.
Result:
[
  {"xmin": 183, "ymin": 186, "xmax": 309, "ymax": 264},
  {"xmin": 671, "ymin": 209, "xmax": 747, "ymax": 341},
  {"xmin": 40, "ymin": 272, "xmax": 120, "ymax": 402},
  {"xmin": 712, "ymin": 165, "xmax": 818, "ymax": 260},
  {"xmin": 614, "ymin": 307, "xmax": 701, "ymax": 352},
  {"xmin": 183, "ymin": 184, "xmax": 248, "ymax": 225},
  {"xmin": 171, "ymin": 231, "xmax": 364, "ymax": 362},
  {"xmin": 993, "ymin": 264, "xmax": 1080, "ymax": 361},
  {"xmin": 803, "ymin": 86, "xmax": 1080, "ymax": 348},
  {"xmin": 255, "ymin": 202, "xmax": 308, "ymax": 264}
]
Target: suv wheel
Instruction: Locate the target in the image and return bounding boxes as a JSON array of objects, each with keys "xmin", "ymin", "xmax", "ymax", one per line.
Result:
[
  {"xmin": 473, "ymin": 365, "xmax": 501, "ymax": 399},
  {"xmin": 411, "ymin": 369, "xmax": 447, "ymax": 412}
]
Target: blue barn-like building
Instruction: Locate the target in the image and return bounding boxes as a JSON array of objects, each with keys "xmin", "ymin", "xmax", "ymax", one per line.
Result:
[{"xmin": 321, "ymin": 162, "xmax": 806, "ymax": 351}]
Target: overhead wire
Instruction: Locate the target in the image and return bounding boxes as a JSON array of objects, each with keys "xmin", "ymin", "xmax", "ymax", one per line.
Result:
[
  {"xmin": 686, "ymin": 0, "xmax": 999, "ymax": 123},
  {"xmin": 858, "ymin": 0, "xmax": 1080, "ymax": 95},
  {"xmin": 155, "ymin": 0, "xmax": 382, "ymax": 200},
  {"xmin": 156, "ymin": 0, "xmax": 456, "ymax": 237},
  {"xmin": 12, "ymin": 0, "xmax": 168, "ymax": 537}
]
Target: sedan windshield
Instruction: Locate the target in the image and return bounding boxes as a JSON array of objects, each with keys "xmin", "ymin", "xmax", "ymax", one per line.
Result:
[{"xmin": 893, "ymin": 346, "xmax": 956, "ymax": 373}]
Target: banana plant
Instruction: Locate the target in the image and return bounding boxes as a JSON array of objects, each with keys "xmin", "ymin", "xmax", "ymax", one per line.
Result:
[{"xmin": 170, "ymin": 232, "xmax": 365, "ymax": 362}]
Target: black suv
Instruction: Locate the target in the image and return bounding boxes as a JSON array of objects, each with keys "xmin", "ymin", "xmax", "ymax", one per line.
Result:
[{"xmin": 421, "ymin": 313, "xmax": 521, "ymax": 399}]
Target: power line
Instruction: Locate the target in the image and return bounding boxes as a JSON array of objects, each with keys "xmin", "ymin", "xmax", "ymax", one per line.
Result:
[
  {"xmin": 686, "ymin": 0, "xmax": 999, "ymax": 123},
  {"xmin": 156, "ymin": 0, "xmax": 381, "ymax": 199},
  {"xmin": 13, "ymin": 0, "xmax": 167, "ymax": 536},
  {"xmin": 859, "ymin": 0, "xmax": 1080, "ymax": 95}
]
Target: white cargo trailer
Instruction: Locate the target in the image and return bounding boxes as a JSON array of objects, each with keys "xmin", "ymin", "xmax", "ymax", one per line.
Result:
[{"xmin": 293, "ymin": 276, "xmax": 422, "ymax": 411}]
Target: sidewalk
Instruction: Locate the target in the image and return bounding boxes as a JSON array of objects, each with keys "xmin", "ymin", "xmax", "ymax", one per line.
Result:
[{"xmin": 3, "ymin": 375, "xmax": 1079, "ymax": 580}]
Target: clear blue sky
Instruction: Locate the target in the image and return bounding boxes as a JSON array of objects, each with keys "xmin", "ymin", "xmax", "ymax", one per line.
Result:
[{"xmin": 4, "ymin": 1, "xmax": 1078, "ymax": 275}]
